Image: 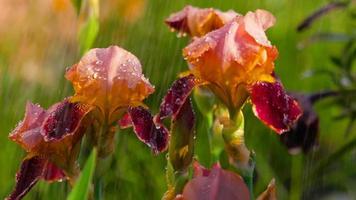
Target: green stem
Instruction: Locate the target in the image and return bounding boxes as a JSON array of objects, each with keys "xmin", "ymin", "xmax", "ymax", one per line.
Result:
[{"xmin": 290, "ymin": 154, "xmax": 303, "ymax": 200}]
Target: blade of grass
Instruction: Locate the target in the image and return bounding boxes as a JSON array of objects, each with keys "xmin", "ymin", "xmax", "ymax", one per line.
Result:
[{"xmin": 67, "ymin": 148, "xmax": 97, "ymax": 200}]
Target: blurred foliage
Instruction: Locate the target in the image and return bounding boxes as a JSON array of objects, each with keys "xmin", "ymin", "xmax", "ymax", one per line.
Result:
[{"xmin": 0, "ymin": 0, "xmax": 355, "ymax": 199}]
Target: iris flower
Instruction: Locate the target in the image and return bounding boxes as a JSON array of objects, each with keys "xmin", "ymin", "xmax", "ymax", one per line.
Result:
[
  {"xmin": 165, "ymin": 5, "xmax": 238, "ymax": 37},
  {"xmin": 7, "ymin": 100, "xmax": 92, "ymax": 200},
  {"xmin": 166, "ymin": 8, "xmax": 301, "ymax": 134}
]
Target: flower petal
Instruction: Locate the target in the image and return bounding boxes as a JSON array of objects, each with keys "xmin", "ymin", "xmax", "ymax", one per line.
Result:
[
  {"xmin": 127, "ymin": 106, "xmax": 169, "ymax": 153},
  {"xmin": 244, "ymin": 9, "xmax": 276, "ymax": 46},
  {"xmin": 6, "ymin": 156, "xmax": 46, "ymax": 200},
  {"xmin": 9, "ymin": 102, "xmax": 47, "ymax": 151},
  {"xmin": 118, "ymin": 112, "xmax": 133, "ymax": 129},
  {"xmin": 158, "ymin": 74, "xmax": 198, "ymax": 120},
  {"xmin": 183, "ymin": 10, "xmax": 278, "ymax": 108},
  {"xmin": 181, "ymin": 163, "xmax": 250, "ymax": 200},
  {"xmin": 165, "ymin": 5, "xmax": 239, "ymax": 37},
  {"xmin": 65, "ymin": 45, "xmax": 154, "ymax": 122},
  {"xmin": 9, "ymin": 100, "xmax": 92, "ymax": 177},
  {"xmin": 41, "ymin": 100, "xmax": 91, "ymax": 141},
  {"xmin": 250, "ymin": 81, "xmax": 302, "ymax": 134},
  {"xmin": 42, "ymin": 161, "xmax": 66, "ymax": 182}
]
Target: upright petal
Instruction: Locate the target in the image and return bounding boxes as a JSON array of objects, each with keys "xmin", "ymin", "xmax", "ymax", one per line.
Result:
[
  {"xmin": 165, "ymin": 5, "xmax": 239, "ymax": 37},
  {"xmin": 65, "ymin": 46, "xmax": 154, "ymax": 122},
  {"xmin": 183, "ymin": 10, "xmax": 278, "ymax": 109},
  {"xmin": 250, "ymin": 81, "xmax": 302, "ymax": 134}
]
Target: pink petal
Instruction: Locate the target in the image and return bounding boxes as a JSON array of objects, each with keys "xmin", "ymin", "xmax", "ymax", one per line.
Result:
[
  {"xmin": 118, "ymin": 112, "xmax": 133, "ymax": 129},
  {"xmin": 250, "ymin": 81, "xmax": 302, "ymax": 134},
  {"xmin": 182, "ymin": 164, "xmax": 250, "ymax": 200}
]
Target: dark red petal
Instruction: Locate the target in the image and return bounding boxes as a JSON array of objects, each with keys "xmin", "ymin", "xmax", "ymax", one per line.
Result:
[
  {"xmin": 118, "ymin": 112, "xmax": 133, "ymax": 129},
  {"xmin": 6, "ymin": 156, "xmax": 46, "ymax": 200},
  {"xmin": 165, "ymin": 6, "xmax": 190, "ymax": 35},
  {"xmin": 41, "ymin": 100, "xmax": 90, "ymax": 141},
  {"xmin": 128, "ymin": 106, "xmax": 169, "ymax": 153},
  {"xmin": 42, "ymin": 162, "xmax": 66, "ymax": 182},
  {"xmin": 182, "ymin": 164, "xmax": 250, "ymax": 200},
  {"xmin": 250, "ymin": 81, "xmax": 302, "ymax": 134},
  {"xmin": 158, "ymin": 74, "xmax": 197, "ymax": 120}
]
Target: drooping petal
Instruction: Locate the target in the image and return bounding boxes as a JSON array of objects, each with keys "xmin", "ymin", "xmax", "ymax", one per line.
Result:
[
  {"xmin": 165, "ymin": 5, "xmax": 239, "ymax": 37},
  {"xmin": 158, "ymin": 74, "xmax": 198, "ymax": 120},
  {"xmin": 181, "ymin": 163, "xmax": 250, "ymax": 200},
  {"xmin": 127, "ymin": 106, "xmax": 169, "ymax": 153},
  {"xmin": 250, "ymin": 81, "xmax": 302, "ymax": 134},
  {"xmin": 6, "ymin": 156, "xmax": 46, "ymax": 200},
  {"xmin": 41, "ymin": 100, "xmax": 91, "ymax": 141},
  {"xmin": 65, "ymin": 45, "xmax": 154, "ymax": 123}
]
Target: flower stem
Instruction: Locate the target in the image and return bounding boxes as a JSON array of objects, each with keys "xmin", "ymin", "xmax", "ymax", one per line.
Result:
[{"xmin": 290, "ymin": 154, "xmax": 303, "ymax": 200}]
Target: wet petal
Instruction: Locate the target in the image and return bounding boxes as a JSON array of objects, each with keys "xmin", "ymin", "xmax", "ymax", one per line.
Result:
[
  {"xmin": 181, "ymin": 163, "xmax": 250, "ymax": 200},
  {"xmin": 158, "ymin": 74, "xmax": 198, "ymax": 120},
  {"xmin": 127, "ymin": 106, "xmax": 169, "ymax": 153},
  {"xmin": 9, "ymin": 100, "xmax": 92, "ymax": 177},
  {"xmin": 165, "ymin": 5, "xmax": 239, "ymax": 37},
  {"xmin": 183, "ymin": 10, "xmax": 278, "ymax": 108},
  {"xmin": 250, "ymin": 81, "xmax": 302, "ymax": 134},
  {"xmin": 6, "ymin": 156, "xmax": 46, "ymax": 200},
  {"xmin": 41, "ymin": 100, "xmax": 91, "ymax": 141},
  {"xmin": 9, "ymin": 102, "xmax": 47, "ymax": 151},
  {"xmin": 65, "ymin": 45, "xmax": 154, "ymax": 122},
  {"xmin": 244, "ymin": 9, "xmax": 276, "ymax": 46}
]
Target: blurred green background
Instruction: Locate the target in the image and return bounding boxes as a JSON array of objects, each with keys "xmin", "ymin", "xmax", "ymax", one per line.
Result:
[{"xmin": 0, "ymin": 0, "xmax": 355, "ymax": 199}]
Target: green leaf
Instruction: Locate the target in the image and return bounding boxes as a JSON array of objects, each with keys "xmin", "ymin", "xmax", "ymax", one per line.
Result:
[
  {"xmin": 67, "ymin": 148, "xmax": 97, "ymax": 200},
  {"xmin": 78, "ymin": 0, "xmax": 100, "ymax": 55}
]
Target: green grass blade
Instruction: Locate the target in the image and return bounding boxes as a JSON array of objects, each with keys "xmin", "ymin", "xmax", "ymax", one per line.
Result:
[{"xmin": 67, "ymin": 148, "xmax": 97, "ymax": 200}]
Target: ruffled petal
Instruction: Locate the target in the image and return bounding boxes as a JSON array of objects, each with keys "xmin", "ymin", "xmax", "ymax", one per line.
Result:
[
  {"xmin": 41, "ymin": 100, "xmax": 91, "ymax": 141},
  {"xmin": 250, "ymin": 81, "xmax": 302, "ymax": 134},
  {"xmin": 165, "ymin": 5, "xmax": 239, "ymax": 37},
  {"xmin": 65, "ymin": 45, "xmax": 154, "ymax": 122},
  {"xmin": 183, "ymin": 10, "xmax": 278, "ymax": 108},
  {"xmin": 9, "ymin": 99, "xmax": 92, "ymax": 176},
  {"xmin": 127, "ymin": 106, "xmax": 169, "ymax": 153}
]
